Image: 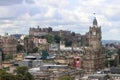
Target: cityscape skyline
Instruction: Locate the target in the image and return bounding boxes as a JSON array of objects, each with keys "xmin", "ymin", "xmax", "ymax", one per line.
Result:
[{"xmin": 0, "ymin": 0, "xmax": 119, "ymax": 40}]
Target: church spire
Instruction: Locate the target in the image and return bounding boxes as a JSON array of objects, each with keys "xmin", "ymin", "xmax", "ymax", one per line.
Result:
[{"xmin": 93, "ymin": 13, "xmax": 98, "ymax": 26}]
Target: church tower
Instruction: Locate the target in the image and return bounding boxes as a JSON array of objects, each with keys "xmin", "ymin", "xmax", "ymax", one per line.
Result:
[{"xmin": 88, "ymin": 17, "xmax": 102, "ymax": 50}]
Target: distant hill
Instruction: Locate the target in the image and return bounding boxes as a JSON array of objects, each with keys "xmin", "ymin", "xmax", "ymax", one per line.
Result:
[
  {"xmin": 102, "ymin": 40, "xmax": 120, "ymax": 44},
  {"xmin": 11, "ymin": 34, "xmax": 23, "ymax": 39}
]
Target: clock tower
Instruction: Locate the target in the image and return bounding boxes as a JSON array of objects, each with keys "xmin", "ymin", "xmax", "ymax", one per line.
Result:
[
  {"xmin": 88, "ymin": 17, "xmax": 102, "ymax": 50},
  {"xmin": 83, "ymin": 17, "xmax": 105, "ymax": 73}
]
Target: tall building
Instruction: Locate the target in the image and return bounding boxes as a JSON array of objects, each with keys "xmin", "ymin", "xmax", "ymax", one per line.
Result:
[
  {"xmin": 88, "ymin": 17, "xmax": 102, "ymax": 49},
  {"xmin": 83, "ymin": 17, "xmax": 105, "ymax": 73},
  {"xmin": 0, "ymin": 36, "xmax": 17, "ymax": 61},
  {"xmin": 2, "ymin": 36, "xmax": 17, "ymax": 55}
]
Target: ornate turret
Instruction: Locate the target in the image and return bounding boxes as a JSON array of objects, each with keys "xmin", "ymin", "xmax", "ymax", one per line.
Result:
[
  {"xmin": 88, "ymin": 16, "xmax": 102, "ymax": 50},
  {"xmin": 93, "ymin": 17, "xmax": 98, "ymax": 26}
]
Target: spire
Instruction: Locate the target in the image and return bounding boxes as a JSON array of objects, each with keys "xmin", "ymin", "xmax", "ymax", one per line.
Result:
[{"xmin": 93, "ymin": 13, "xmax": 98, "ymax": 26}]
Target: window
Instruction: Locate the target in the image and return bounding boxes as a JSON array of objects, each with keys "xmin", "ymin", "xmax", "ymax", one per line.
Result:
[{"xmin": 92, "ymin": 32, "xmax": 96, "ymax": 35}]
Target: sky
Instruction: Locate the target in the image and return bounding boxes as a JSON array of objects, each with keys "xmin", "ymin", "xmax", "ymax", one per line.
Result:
[{"xmin": 0, "ymin": 0, "xmax": 120, "ymax": 40}]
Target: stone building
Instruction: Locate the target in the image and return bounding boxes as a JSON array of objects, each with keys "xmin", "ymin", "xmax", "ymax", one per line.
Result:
[
  {"xmin": 29, "ymin": 26, "xmax": 52, "ymax": 37},
  {"xmin": 29, "ymin": 26, "xmax": 83, "ymax": 45},
  {"xmin": 30, "ymin": 67, "xmax": 84, "ymax": 80},
  {"xmin": 1, "ymin": 36, "xmax": 17, "ymax": 55},
  {"xmin": 0, "ymin": 36, "xmax": 17, "ymax": 60},
  {"xmin": 24, "ymin": 36, "xmax": 35, "ymax": 53},
  {"xmin": 83, "ymin": 74, "xmax": 120, "ymax": 80},
  {"xmin": 82, "ymin": 17, "xmax": 105, "ymax": 73}
]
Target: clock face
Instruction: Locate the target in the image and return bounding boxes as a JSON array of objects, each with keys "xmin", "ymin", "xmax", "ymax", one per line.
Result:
[{"xmin": 92, "ymin": 32, "xmax": 96, "ymax": 35}]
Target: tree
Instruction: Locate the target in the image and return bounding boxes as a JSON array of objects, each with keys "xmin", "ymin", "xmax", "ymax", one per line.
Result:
[
  {"xmin": 48, "ymin": 27, "xmax": 52, "ymax": 32},
  {"xmin": 104, "ymin": 59, "xmax": 109, "ymax": 67},
  {"xmin": 15, "ymin": 66, "xmax": 34, "ymax": 80},
  {"xmin": 38, "ymin": 45, "xmax": 46, "ymax": 51},
  {"xmin": 32, "ymin": 47, "xmax": 38, "ymax": 53},
  {"xmin": 4, "ymin": 54, "xmax": 13, "ymax": 61},
  {"xmin": 0, "ymin": 68, "xmax": 34, "ymax": 80},
  {"xmin": 54, "ymin": 35, "xmax": 61, "ymax": 43},
  {"xmin": 117, "ymin": 48, "xmax": 120, "ymax": 63},
  {"xmin": 109, "ymin": 59, "xmax": 117, "ymax": 67},
  {"xmin": 0, "ymin": 69, "xmax": 7, "ymax": 76},
  {"xmin": 2, "ymin": 73, "xmax": 15, "ymax": 80},
  {"xmin": 105, "ymin": 43, "xmax": 109, "ymax": 47},
  {"xmin": 59, "ymin": 76, "xmax": 74, "ymax": 80},
  {"xmin": 41, "ymin": 50, "xmax": 49, "ymax": 60},
  {"xmin": 44, "ymin": 34, "xmax": 55, "ymax": 43},
  {"xmin": 109, "ymin": 43, "xmax": 115, "ymax": 47},
  {"xmin": 16, "ymin": 66, "xmax": 28, "ymax": 75},
  {"xmin": 71, "ymin": 32, "xmax": 75, "ymax": 36},
  {"xmin": 65, "ymin": 41, "xmax": 72, "ymax": 47},
  {"xmin": 15, "ymin": 74, "xmax": 23, "ymax": 80},
  {"xmin": 17, "ymin": 44, "xmax": 24, "ymax": 52},
  {"xmin": 24, "ymin": 72, "xmax": 34, "ymax": 80},
  {"xmin": 0, "ymin": 69, "xmax": 16, "ymax": 80}
]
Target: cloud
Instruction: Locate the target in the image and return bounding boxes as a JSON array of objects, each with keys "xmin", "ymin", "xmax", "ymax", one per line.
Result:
[
  {"xmin": 0, "ymin": 0, "xmax": 35, "ymax": 6},
  {"xmin": 109, "ymin": 29, "xmax": 119, "ymax": 35},
  {"xmin": 0, "ymin": 0, "xmax": 23, "ymax": 6},
  {"xmin": 25, "ymin": 0, "xmax": 35, "ymax": 4},
  {"xmin": 102, "ymin": 29, "xmax": 120, "ymax": 40},
  {"xmin": 0, "ymin": 0, "xmax": 119, "ymax": 40}
]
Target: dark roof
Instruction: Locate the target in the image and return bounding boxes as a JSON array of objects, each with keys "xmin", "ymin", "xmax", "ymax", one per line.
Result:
[
  {"xmin": 88, "ymin": 74, "xmax": 107, "ymax": 80},
  {"xmin": 110, "ymin": 67, "xmax": 120, "ymax": 74}
]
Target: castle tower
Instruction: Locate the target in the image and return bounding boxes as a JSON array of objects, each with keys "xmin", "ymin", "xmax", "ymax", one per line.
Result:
[{"xmin": 88, "ymin": 17, "xmax": 102, "ymax": 50}]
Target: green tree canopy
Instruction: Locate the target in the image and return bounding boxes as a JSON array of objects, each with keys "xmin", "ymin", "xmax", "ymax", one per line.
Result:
[
  {"xmin": 4, "ymin": 54, "xmax": 13, "ymax": 61},
  {"xmin": 41, "ymin": 50, "xmax": 49, "ymax": 60},
  {"xmin": 0, "ymin": 69, "xmax": 16, "ymax": 80},
  {"xmin": 2, "ymin": 73, "xmax": 15, "ymax": 80},
  {"xmin": 32, "ymin": 47, "xmax": 38, "ymax": 53},
  {"xmin": 44, "ymin": 34, "xmax": 55, "ymax": 43},
  {"xmin": 0, "ymin": 67, "xmax": 34, "ymax": 80},
  {"xmin": 15, "ymin": 66, "xmax": 34, "ymax": 80},
  {"xmin": 0, "ymin": 69, "xmax": 7, "ymax": 75},
  {"xmin": 54, "ymin": 35, "xmax": 61, "ymax": 43},
  {"xmin": 59, "ymin": 76, "xmax": 74, "ymax": 80},
  {"xmin": 16, "ymin": 66, "xmax": 28, "ymax": 75},
  {"xmin": 65, "ymin": 41, "xmax": 72, "ymax": 47},
  {"xmin": 17, "ymin": 44, "xmax": 24, "ymax": 52}
]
